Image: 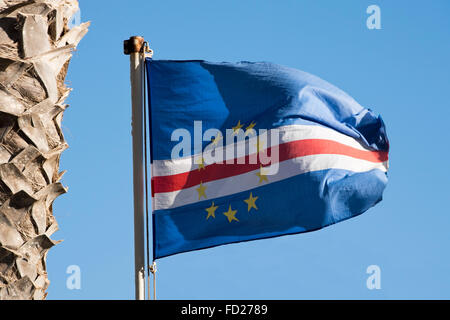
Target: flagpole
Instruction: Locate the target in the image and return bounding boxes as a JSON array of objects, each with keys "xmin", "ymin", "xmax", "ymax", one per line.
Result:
[{"xmin": 124, "ymin": 36, "xmax": 146, "ymax": 300}]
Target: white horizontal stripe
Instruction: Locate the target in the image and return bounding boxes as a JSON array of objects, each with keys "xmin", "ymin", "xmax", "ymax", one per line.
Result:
[
  {"xmin": 152, "ymin": 124, "xmax": 373, "ymax": 177},
  {"xmin": 152, "ymin": 125, "xmax": 370, "ymax": 177},
  {"xmin": 153, "ymin": 153, "xmax": 388, "ymax": 210}
]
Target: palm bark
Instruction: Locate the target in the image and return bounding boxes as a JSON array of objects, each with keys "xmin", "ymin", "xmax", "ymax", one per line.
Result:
[{"xmin": 0, "ymin": 0, "xmax": 88, "ymax": 299}]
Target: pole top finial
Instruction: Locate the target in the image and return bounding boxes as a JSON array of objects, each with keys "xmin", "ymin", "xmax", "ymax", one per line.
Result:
[{"xmin": 124, "ymin": 36, "xmax": 145, "ymax": 55}]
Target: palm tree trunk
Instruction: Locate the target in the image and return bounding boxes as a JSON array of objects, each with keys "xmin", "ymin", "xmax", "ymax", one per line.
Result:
[{"xmin": 0, "ymin": 0, "xmax": 88, "ymax": 299}]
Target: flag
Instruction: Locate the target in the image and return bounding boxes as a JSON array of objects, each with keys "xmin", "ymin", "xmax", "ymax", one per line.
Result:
[{"xmin": 146, "ymin": 60, "xmax": 389, "ymax": 259}]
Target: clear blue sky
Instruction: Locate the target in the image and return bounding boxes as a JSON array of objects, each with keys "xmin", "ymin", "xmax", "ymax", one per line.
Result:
[{"xmin": 47, "ymin": 0, "xmax": 450, "ymax": 299}]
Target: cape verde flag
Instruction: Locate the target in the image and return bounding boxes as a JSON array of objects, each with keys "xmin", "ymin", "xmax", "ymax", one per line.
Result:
[{"xmin": 146, "ymin": 60, "xmax": 389, "ymax": 259}]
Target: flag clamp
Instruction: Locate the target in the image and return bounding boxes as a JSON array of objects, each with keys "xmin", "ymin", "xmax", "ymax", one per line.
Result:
[
  {"xmin": 149, "ymin": 261, "xmax": 157, "ymax": 300},
  {"xmin": 143, "ymin": 41, "xmax": 154, "ymax": 58},
  {"xmin": 149, "ymin": 261, "xmax": 157, "ymax": 274}
]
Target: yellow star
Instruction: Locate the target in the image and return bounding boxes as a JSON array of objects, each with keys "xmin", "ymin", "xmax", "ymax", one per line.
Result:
[
  {"xmin": 211, "ymin": 133, "xmax": 223, "ymax": 146},
  {"xmin": 196, "ymin": 156, "xmax": 205, "ymax": 170},
  {"xmin": 245, "ymin": 121, "xmax": 257, "ymax": 135},
  {"xmin": 205, "ymin": 202, "xmax": 218, "ymax": 220},
  {"xmin": 232, "ymin": 120, "xmax": 244, "ymax": 134},
  {"xmin": 223, "ymin": 205, "xmax": 239, "ymax": 223},
  {"xmin": 253, "ymin": 138, "xmax": 266, "ymax": 153},
  {"xmin": 256, "ymin": 166, "xmax": 268, "ymax": 184},
  {"xmin": 244, "ymin": 193, "xmax": 258, "ymax": 212},
  {"xmin": 196, "ymin": 182, "xmax": 207, "ymax": 200}
]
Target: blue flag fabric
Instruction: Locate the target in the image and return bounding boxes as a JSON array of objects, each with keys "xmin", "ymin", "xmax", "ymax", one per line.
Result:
[{"xmin": 146, "ymin": 59, "xmax": 389, "ymax": 259}]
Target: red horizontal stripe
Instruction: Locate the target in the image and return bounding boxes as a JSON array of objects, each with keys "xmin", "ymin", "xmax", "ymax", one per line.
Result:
[{"xmin": 152, "ymin": 139, "xmax": 388, "ymax": 195}]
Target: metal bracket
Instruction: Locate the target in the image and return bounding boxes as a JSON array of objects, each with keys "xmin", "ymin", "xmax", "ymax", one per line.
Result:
[
  {"xmin": 149, "ymin": 261, "xmax": 157, "ymax": 274},
  {"xmin": 143, "ymin": 41, "xmax": 154, "ymax": 58}
]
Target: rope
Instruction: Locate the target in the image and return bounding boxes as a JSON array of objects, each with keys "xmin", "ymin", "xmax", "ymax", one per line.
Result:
[
  {"xmin": 142, "ymin": 49, "xmax": 151, "ymax": 300},
  {"xmin": 142, "ymin": 42, "xmax": 156, "ymax": 300}
]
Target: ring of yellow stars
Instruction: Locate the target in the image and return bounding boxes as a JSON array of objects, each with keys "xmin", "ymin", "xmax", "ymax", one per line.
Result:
[
  {"xmin": 256, "ymin": 166, "xmax": 269, "ymax": 184},
  {"xmin": 223, "ymin": 205, "xmax": 239, "ymax": 223},
  {"xmin": 196, "ymin": 182, "xmax": 207, "ymax": 200},
  {"xmin": 244, "ymin": 193, "xmax": 258, "ymax": 212},
  {"xmin": 205, "ymin": 202, "xmax": 218, "ymax": 220},
  {"xmin": 196, "ymin": 156, "xmax": 205, "ymax": 171},
  {"xmin": 245, "ymin": 121, "xmax": 256, "ymax": 135},
  {"xmin": 211, "ymin": 133, "xmax": 223, "ymax": 146},
  {"xmin": 232, "ymin": 120, "xmax": 243, "ymax": 134}
]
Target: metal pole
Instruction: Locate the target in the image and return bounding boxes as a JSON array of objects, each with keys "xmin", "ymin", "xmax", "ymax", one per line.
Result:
[{"xmin": 124, "ymin": 36, "xmax": 146, "ymax": 300}]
